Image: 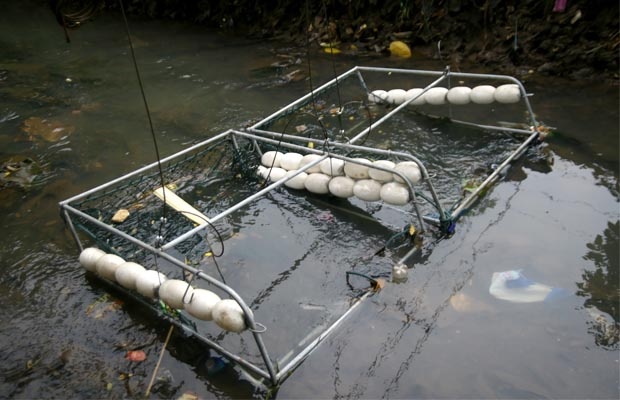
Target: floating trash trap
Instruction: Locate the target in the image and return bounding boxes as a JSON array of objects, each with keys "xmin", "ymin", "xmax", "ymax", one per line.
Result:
[{"xmin": 60, "ymin": 66, "xmax": 546, "ymax": 386}]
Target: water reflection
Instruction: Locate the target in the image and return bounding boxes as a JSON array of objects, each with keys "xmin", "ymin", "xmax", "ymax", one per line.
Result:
[{"xmin": 577, "ymin": 220, "xmax": 619, "ymax": 349}]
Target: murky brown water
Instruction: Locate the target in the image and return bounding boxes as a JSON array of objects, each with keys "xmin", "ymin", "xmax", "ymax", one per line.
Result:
[{"xmin": 1, "ymin": 2, "xmax": 618, "ymax": 399}]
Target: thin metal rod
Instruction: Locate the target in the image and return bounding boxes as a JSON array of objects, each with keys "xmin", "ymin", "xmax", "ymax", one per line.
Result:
[{"xmin": 451, "ymin": 129, "xmax": 540, "ymax": 219}]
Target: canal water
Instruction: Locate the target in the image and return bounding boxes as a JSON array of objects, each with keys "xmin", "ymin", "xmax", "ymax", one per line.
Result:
[{"xmin": 1, "ymin": 2, "xmax": 618, "ymax": 399}]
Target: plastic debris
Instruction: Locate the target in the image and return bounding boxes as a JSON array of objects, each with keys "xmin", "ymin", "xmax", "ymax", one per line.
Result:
[{"xmin": 489, "ymin": 270, "xmax": 568, "ymax": 303}]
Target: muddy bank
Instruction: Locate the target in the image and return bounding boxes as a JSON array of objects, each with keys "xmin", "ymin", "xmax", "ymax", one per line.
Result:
[{"xmin": 53, "ymin": 0, "xmax": 618, "ymax": 82}]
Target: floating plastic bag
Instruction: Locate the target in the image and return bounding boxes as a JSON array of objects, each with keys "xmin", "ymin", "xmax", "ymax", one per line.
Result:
[{"xmin": 489, "ymin": 270, "xmax": 568, "ymax": 303}]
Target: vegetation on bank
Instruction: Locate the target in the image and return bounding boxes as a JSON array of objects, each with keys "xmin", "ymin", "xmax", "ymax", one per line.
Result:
[{"xmin": 55, "ymin": 0, "xmax": 619, "ymax": 81}]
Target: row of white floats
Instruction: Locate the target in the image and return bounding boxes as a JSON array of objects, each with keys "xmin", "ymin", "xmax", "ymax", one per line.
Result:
[
  {"xmin": 368, "ymin": 84, "xmax": 521, "ymax": 106},
  {"xmin": 258, "ymin": 151, "xmax": 423, "ymax": 206},
  {"xmin": 79, "ymin": 247, "xmax": 250, "ymax": 333}
]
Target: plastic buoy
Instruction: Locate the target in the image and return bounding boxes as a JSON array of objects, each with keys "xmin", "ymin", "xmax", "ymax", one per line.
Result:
[
  {"xmin": 470, "ymin": 85, "xmax": 496, "ymax": 104},
  {"xmin": 368, "ymin": 90, "xmax": 388, "ymax": 104},
  {"xmin": 389, "ymin": 40, "xmax": 411, "ymax": 58},
  {"xmin": 344, "ymin": 158, "xmax": 371, "ymax": 179},
  {"xmin": 368, "ymin": 160, "xmax": 395, "ymax": 182},
  {"xmin": 447, "ymin": 86, "xmax": 472, "ymax": 105},
  {"xmin": 135, "ymin": 270, "xmax": 167, "ymax": 299},
  {"xmin": 392, "ymin": 263, "xmax": 408, "ymax": 281},
  {"xmin": 261, "ymin": 151, "xmax": 283, "ymax": 168},
  {"xmin": 283, "ymin": 170, "xmax": 308, "ymax": 190},
  {"xmin": 405, "ymin": 88, "xmax": 426, "ymax": 105},
  {"xmin": 186, "ymin": 289, "xmax": 221, "ymax": 321},
  {"xmin": 393, "ymin": 161, "xmax": 422, "ymax": 184},
  {"xmin": 265, "ymin": 167, "xmax": 287, "ymax": 182},
  {"xmin": 386, "ymin": 89, "xmax": 408, "ymax": 105},
  {"xmin": 319, "ymin": 158, "xmax": 345, "ymax": 176},
  {"xmin": 79, "ymin": 247, "xmax": 106, "ymax": 272},
  {"xmin": 494, "ymin": 84, "xmax": 521, "ymax": 104},
  {"xmin": 304, "ymin": 173, "xmax": 331, "ymax": 194},
  {"xmin": 353, "ymin": 179, "xmax": 382, "ymax": 202},
  {"xmin": 280, "ymin": 152, "xmax": 303, "ymax": 171},
  {"xmin": 212, "ymin": 299, "xmax": 252, "ymax": 333},
  {"xmin": 424, "ymin": 87, "xmax": 449, "ymax": 105},
  {"xmin": 115, "ymin": 262, "xmax": 146, "ymax": 290},
  {"xmin": 328, "ymin": 176, "xmax": 355, "ymax": 198},
  {"xmin": 159, "ymin": 279, "xmax": 194, "ymax": 310},
  {"xmin": 299, "ymin": 154, "xmax": 322, "ymax": 173},
  {"xmin": 95, "ymin": 254, "xmax": 125, "ymax": 281},
  {"xmin": 256, "ymin": 165, "xmax": 267, "ymax": 179},
  {"xmin": 380, "ymin": 182, "xmax": 410, "ymax": 205}
]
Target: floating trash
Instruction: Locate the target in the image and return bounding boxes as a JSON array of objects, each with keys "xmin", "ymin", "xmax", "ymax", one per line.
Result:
[{"xmin": 489, "ymin": 270, "xmax": 568, "ymax": 303}]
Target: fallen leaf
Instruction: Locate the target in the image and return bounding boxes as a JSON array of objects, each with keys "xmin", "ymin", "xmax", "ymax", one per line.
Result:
[
  {"xmin": 125, "ymin": 350, "xmax": 146, "ymax": 362},
  {"xmin": 389, "ymin": 41, "xmax": 411, "ymax": 58}
]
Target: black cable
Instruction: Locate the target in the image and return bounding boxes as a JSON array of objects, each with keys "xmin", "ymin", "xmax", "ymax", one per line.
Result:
[{"xmin": 118, "ymin": 0, "xmax": 168, "ymax": 246}]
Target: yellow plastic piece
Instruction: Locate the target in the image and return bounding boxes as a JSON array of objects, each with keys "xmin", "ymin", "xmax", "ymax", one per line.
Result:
[{"xmin": 389, "ymin": 41, "xmax": 411, "ymax": 58}]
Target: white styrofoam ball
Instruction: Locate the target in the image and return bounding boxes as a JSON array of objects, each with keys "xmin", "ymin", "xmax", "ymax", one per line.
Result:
[
  {"xmin": 328, "ymin": 176, "xmax": 355, "ymax": 198},
  {"xmin": 405, "ymin": 88, "xmax": 426, "ymax": 105},
  {"xmin": 344, "ymin": 158, "xmax": 371, "ymax": 179},
  {"xmin": 304, "ymin": 173, "xmax": 331, "ymax": 194},
  {"xmin": 212, "ymin": 299, "xmax": 253, "ymax": 333},
  {"xmin": 79, "ymin": 247, "xmax": 106, "ymax": 272},
  {"xmin": 353, "ymin": 179, "xmax": 382, "ymax": 202},
  {"xmin": 447, "ymin": 86, "xmax": 472, "ymax": 105},
  {"xmin": 186, "ymin": 289, "xmax": 221, "ymax": 321},
  {"xmin": 380, "ymin": 182, "xmax": 410, "ymax": 205},
  {"xmin": 159, "ymin": 279, "xmax": 194, "ymax": 310},
  {"xmin": 283, "ymin": 170, "xmax": 308, "ymax": 190},
  {"xmin": 256, "ymin": 165, "xmax": 268, "ymax": 179},
  {"xmin": 261, "ymin": 151, "xmax": 283, "ymax": 168},
  {"xmin": 265, "ymin": 167, "xmax": 287, "ymax": 182},
  {"xmin": 280, "ymin": 152, "xmax": 303, "ymax": 171},
  {"xmin": 115, "ymin": 262, "xmax": 146, "ymax": 290},
  {"xmin": 424, "ymin": 87, "xmax": 449, "ymax": 105},
  {"xmin": 470, "ymin": 85, "xmax": 496, "ymax": 104},
  {"xmin": 368, "ymin": 89, "xmax": 388, "ymax": 103},
  {"xmin": 95, "ymin": 254, "xmax": 125, "ymax": 281},
  {"xmin": 299, "ymin": 154, "xmax": 322, "ymax": 173},
  {"xmin": 368, "ymin": 160, "xmax": 395, "ymax": 182},
  {"xmin": 136, "ymin": 270, "xmax": 167, "ymax": 299},
  {"xmin": 386, "ymin": 89, "xmax": 408, "ymax": 105},
  {"xmin": 494, "ymin": 84, "xmax": 521, "ymax": 104},
  {"xmin": 319, "ymin": 158, "xmax": 345, "ymax": 176},
  {"xmin": 393, "ymin": 161, "xmax": 422, "ymax": 184}
]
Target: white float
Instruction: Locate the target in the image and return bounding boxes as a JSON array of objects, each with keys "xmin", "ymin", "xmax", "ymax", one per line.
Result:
[
  {"xmin": 159, "ymin": 279, "xmax": 194, "ymax": 310},
  {"xmin": 386, "ymin": 89, "xmax": 408, "ymax": 105},
  {"xmin": 470, "ymin": 85, "xmax": 496, "ymax": 104},
  {"xmin": 212, "ymin": 299, "xmax": 252, "ymax": 333},
  {"xmin": 380, "ymin": 182, "xmax": 410, "ymax": 205},
  {"xmin": 392, "ymin": 263, "xmax": 408, "ymax": 281},
  {"xmin": 353, "ymin": 179, "xmax": 382, "ymax": 202},
  {"xmin": 328, "ymin": 176, "xmax": 355, "ymax": 198},
  {"xmin": 494, "ymin": 84, "xmax": 521, "ymax": 104},
  {"xmin": 115, "ymin": 262, "xmax": 146, "ymax": 290},
  {"xmin": 283, "ymin": 170, "xmax": 308, "ymax": 190},
  {"xmin": 447, "ymin": 86, "xmax": 472, "ymax": 105},
  {"xmin": 186, "ymin": 289, "xmax": 221, "ymax": 321},
  {"xmin": 95, "ymin": 253, "xmax": 126, "ymax": 281},
  {"xmin": 304, "ymin": 173, "xmax": 331, "ymax": 194},
  {"xmin": 405, "ymin": 88, "xmax": 426, "ymax": 105},
  {"xmin": 261, "ymin": 151, "xmax": 283, "ymax": 168},
  {"xmin": 256, "ymin": 165, "xmax": 267, "ymax": 179},
  {"xmin": 79, "ymin": 247, "xmax": 106, "ymax": 272},
  {"xmin": 298, "ymin": 154, "xmax": 322, "ymax": 173},
  {"xmin": 393, "ymin": 161, "xmax": 422, "ymax": 184},
  {"xmin": 424, "ymin": 87, "xmax": 449, "ymax": 105},
  {"xmin": 264, "ymin": 167, "xmax": 287, "ymax": 182},
  {"xmin": 279, "ymin": 152, "xmax": 303, "ymax": 171},
  {"xmin": 344, "ymin": 158, "xmax": 371, "ymax": 179},
  {"xmin": 368, "ymin": 89, "xmax": 388, "ymax": 103},
  {"xmin": 135, "ymin": 270, "xmax": 167, "ymax": 299},
  {"xmin": 368, "ymin": 160, "xmax": 395, "ymax": 182},
  {"xmin": 319, "ymin": 158, "xmax": 345, "ymax": 176}
]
